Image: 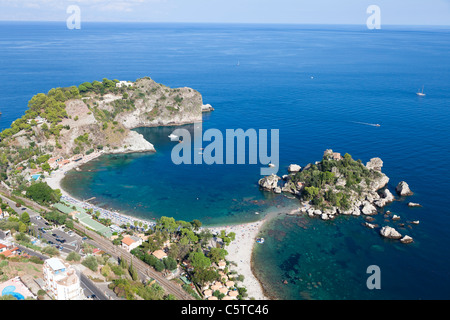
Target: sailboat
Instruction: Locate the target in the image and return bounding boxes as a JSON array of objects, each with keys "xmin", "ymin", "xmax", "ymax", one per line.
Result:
[{"xmin": 416, "ymin": 85, "xmax": 426, "ymax": 97}]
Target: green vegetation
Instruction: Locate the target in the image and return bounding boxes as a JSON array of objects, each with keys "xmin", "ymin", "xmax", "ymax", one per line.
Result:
[
  {"xmin": 108, "ymin": 278, "xmax": 169, "ymax": 300},
  {"xmin": 291, "ymin": 153, "xmax": 382, "ymax": 210},
  {"xmin": 25, "ymin": 182, "xmax": 61, "ymax": 205},
  {"xmin": 0, "ymin": 86, "xmax": 80, "ymax": 140}
]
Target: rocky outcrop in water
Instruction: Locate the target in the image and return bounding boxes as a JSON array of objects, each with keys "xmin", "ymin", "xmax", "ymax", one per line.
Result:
[
  {"xmin": 258, "ymin": 174, "xmax": 280, "ymax": 191},
  {"xmin": 380, "ymin": 226, "xmax": 402, "ymax": 239},
  {"xmin": 400, "ymin": 235, "xmax": 414, "ymax": 244},
  {"xmin": 258, "ymin": 150, "xmax": 418, "ymax": 246},
  {"xmin": 396, "ymin": 181, "xmax": 413, "ymax": 196},
  {"xmin": 408, "ymin": 202, "xmax": 422, "ymax": 207}
]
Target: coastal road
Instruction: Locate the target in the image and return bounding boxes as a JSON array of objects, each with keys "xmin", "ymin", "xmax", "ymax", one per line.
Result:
[{"xmin": 73, "ymin": 222, "xmax": 195, "ymax": 300}]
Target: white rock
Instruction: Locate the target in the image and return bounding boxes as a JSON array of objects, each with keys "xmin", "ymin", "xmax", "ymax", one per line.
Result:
[
  {"xmin": 396, "ymin": 181, "xmax": 413, "ymax": 196},
  {"xmin": 392, "ymin": 215, "xmax": 400, "ymax": 220},
  {"xmin": 314, "ymin": 209, "xmax": 322, "ymax": 216},
  {"xmin": 380, "ymin": 226, "xmax": 402, "ymax": 239},
  {"xmin": 288, "ymin": 164, "xmax": 301, "ymax": 173},
  {"xmin": 321, "ymin": 214, "xmax": 329, "ymax": 220},
  {"xmin": 408, "ymin": 202, "xmax": 422, "ymax": 207},
  {"xmin": 366, "ymin": 157, "xmax": 383, "ymax": 171},
  {"xmin": 361, "ymin": 202, "xmax": 377, "ymax": 215},
  {"xmin": 400, "ymin": 235, "xmax": 413, "ymax": 244},
  {"xmin": 364, "ymin": 222, "xmax": 376, "ymax": 229},
  {"xmin": 258, "ymin": 174, "xmax": 280, "ymax": 191},
  {"xmin": 381, "ymin": 189, "xmax": 395, "ymax": 202}
]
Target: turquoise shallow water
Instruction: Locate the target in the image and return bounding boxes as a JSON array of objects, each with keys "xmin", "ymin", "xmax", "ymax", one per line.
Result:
[{"xmin": 1, "ymin": 23, "xmax": 450, "ymax": 299}]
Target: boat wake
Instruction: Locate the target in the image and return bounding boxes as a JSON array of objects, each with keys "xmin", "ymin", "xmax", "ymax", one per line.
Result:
[{"xmin": 350, "ymin": 121, "xmax": 381, "ymax": 127}]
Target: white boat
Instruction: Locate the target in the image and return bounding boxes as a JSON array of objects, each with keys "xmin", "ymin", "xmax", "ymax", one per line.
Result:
[
  {"xmin": 268, "ymin": 163, "xmax": 275, "ymax": 168},
  {"xmin": 168, "ymin": 134, "xmax": 179, "ymax": 141},
  {"xmin": 416, "ymin": 86, "xmax": 426, "ymax": 97},
  {"xmin": 256, "ymin": 237, "xmax": 265, "ymax": 244}
]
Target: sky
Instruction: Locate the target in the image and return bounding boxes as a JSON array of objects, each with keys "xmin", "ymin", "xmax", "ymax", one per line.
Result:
[{"xmin": 0, "ymin": 0, "xmax": 449, "ymax": 25}]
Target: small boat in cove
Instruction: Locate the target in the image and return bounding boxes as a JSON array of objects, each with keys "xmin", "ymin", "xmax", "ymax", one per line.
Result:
[
  {"xmin": 256, "ymin": 237, "xmax": 265, "ymax": 244},
  {"xmin": 168, "ymin": 133, "xmax": 179, "ymax": 141}
]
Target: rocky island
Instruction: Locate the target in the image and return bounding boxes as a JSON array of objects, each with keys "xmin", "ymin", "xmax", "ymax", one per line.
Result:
[
  {"xmin": 258, "ymin": 149, "xmax": 417, "ymax": 243},
  {"xmin": 0, "ymin": 77, "xmax": 210, "ymax": 190}
]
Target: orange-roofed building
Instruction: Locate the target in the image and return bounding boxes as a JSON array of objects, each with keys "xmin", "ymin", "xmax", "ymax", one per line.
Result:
[
  {"xmin": 121, "ymin": 236, "xmax": 142, "ymax": 252},
  {"xmin": 152, "ymin": 249, "xmax": 167, "ymax": 260}
]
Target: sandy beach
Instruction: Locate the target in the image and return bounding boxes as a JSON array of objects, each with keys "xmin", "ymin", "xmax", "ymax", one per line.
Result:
[{"xmin": 208, "ymin": 219, "xmax": 269, "ymax": 300}]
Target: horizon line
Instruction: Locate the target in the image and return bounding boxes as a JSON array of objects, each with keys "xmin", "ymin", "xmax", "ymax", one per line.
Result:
[{"xmin": 0, "ymin": 20, "xmax": 450, "ymax": 27}]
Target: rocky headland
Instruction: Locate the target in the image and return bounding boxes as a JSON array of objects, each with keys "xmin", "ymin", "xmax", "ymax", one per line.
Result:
[{"xmin": 0, "ymin": 77, "xmax": 211, "ymax": 189}]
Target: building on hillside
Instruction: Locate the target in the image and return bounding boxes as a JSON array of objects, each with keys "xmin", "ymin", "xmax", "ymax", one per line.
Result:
[
  {"xmin": 0, "ymin": 240, "xmax": 19, "ymax": 258},
  {"xmin": 48, "ymin": 157, "xmax": 63, "ymax": 170},
  {"xmin": 116, "ymin": 80, "xmax": 133, "ymax": 88},
  {"xmin": 43, "ymin": 258, "xmax": 83, "ymax": 300},
  {"xmin": 121, "ymin": 235, "xmax": 142, "ymax": 252},
  {"xmin": 152, "ymin": 249, "xmax": 167, "ymax": 260},
  {"xmin": 71, "ymin": 154, "xmax": 83, "ymax": 162},
  {"xmin": 323, "ymin": 149, "xmax": 343, "ymax": 161}
]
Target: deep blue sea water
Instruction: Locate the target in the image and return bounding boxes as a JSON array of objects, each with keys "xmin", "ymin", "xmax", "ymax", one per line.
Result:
[{"xmin": 1, "ymin": 22, "xmax": 450, "ymax": 299}]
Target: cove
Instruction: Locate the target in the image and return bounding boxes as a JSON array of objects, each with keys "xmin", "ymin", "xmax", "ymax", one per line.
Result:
[{"xmin": 61, "ymin": 123, "xmax": 293, "ymax": 226}]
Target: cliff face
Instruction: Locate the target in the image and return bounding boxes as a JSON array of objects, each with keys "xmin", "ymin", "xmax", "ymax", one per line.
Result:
[{"xmin": 115, "ymin": 78, "xmax": 203, "ymax": 129}]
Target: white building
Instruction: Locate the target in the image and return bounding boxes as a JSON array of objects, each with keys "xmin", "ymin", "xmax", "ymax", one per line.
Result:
[
  {"xmin": 115, "ymin": 80, "xmax": 133, "ymax": 88},
  {"xmin": 43, "ymin": 258, "xmax": 83, "ymax": 300},
  {"xmin": 121, "ymin": 235, "xmax": 142, "ymax": 252}
]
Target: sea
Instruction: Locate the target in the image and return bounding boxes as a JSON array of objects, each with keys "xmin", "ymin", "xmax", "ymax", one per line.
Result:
[{"xmin": 1, "ymin": 22, "xmax": 450, "ymax": 299}]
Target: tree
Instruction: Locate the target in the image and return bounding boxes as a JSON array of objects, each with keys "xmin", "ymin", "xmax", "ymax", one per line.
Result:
[
  {"xmin": 188, "ymin": 251, "xmax": 211, "ymax": 270},
  {"xmin": 20, "ymin": 211, "xmax": 30, "ymax": 225},
  {"xmin": 219, "ymin": 230, "xmax": 235, "ymax": 247},
  {"xmin": 26, "ymin": 182, "xmax": 60, "ymax": 204},
  {"xmin": 163, "ymin": 257, "xmax": 177, "ymax": 271},
  {"xmin": 82, "ymin": 256, "xmax": 98, "ymax": 272},
  {"xmin": 198, "ymin": 229, "xmax": 213, "ymax": 247},
  {"xmin": 191, "ymin": 219, "xmax": 202, "ymax": 231},
  {"xmin": 208, "ymin": 247, "xmax": 228, "ymax": 264},
  {"xmin": 78, "ymin": 84, "xmax": 87, "ymax": 93},
  {"xmin": 66, "ymin": 252, "xmax": 81, "ymax": 262},
  {"xmin": 154, "ymin": 259, "xmax": 165, "ymax": 272},
  {"xmin": 41, "ymin": 162, "xmax": 51, "ymax": 173},
  {"xmin": 129, "ymin": 261, "xmax": 139, "ymax": 281}
]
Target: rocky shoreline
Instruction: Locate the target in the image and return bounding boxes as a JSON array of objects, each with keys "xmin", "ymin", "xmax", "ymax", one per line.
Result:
[{"xmin": 258, "ymin": 150, "xmax": 419, "ymax": 244}]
